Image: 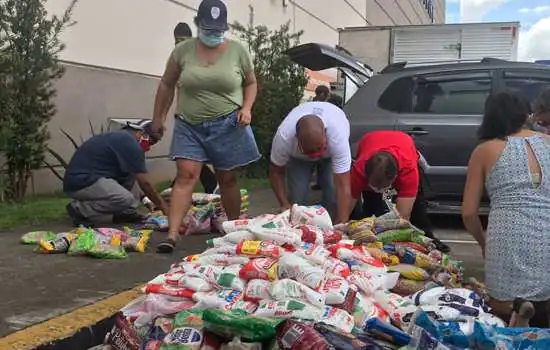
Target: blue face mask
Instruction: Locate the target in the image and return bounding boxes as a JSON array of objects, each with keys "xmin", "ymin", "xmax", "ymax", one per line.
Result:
[{"xmin": 198, "ymin": 30, "xmax": 225, "ymax": 47}]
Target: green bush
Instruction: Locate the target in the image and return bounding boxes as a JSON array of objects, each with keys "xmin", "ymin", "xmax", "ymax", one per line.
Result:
[
  {"xmin": 231, "ymin": 22, "xmax": 308, "ymax": 178},
  {"xmin": 0, "ymin": 0, "xmax": 77, "ymax": 201}
]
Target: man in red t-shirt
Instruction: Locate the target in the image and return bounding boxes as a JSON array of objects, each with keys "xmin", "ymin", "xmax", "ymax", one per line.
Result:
[{"xmin": 349, "ymin": 130, "xmax": 450, "ymax": 253}]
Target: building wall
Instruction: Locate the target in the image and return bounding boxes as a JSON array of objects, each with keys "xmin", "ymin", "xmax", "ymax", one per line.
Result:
[{"xmin": 30, "ymin": 0, "xmax": 445, "ymax": 194}]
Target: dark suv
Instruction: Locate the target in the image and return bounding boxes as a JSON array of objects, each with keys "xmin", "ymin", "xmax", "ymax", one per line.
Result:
[{"xmin": 287, "ymin": 43, "xmax": 550, "ymax": 213}]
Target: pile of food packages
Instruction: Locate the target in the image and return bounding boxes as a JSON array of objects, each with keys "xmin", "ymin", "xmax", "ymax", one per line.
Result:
[
  {"xmin": 20, "ymin": 226, "xmax": 152, "ymax": 259},
  {"xmin": 143, "ymin": 189, "xmax": 250, "ymax": 235},
  {"xmin": 19, "ymin": 189, "xmax": 250, "ymax": 259},
  {"xmin": 101, "ymin": 204, "xmax": 550, "ymax": 349}
]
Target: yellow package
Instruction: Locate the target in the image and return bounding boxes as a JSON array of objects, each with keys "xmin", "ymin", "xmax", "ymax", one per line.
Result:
[
  {"xmin": 366, "ymin": 242, "xmax": 384, "ymax": 249},
  {"xmin": 388, "ymin": 264, "xmax": 430, "ymax": 281},
  {"xmin": 348, "ymin": 217, "xmax": 375, "ymax": 232},
  {"xmin": 71, "ymin": 226, "xmax": 89, "ymax": 236},
  {"xmin": 367, "ymin": 247, "xmax": 400, "ymax": 266},
  {"xmin": 122, "ymin": 228, "xmax": 152, "ymax": 253},
  {"xmin": 37, "ymin": 233, "xmax": 75, "ymax": 254}
]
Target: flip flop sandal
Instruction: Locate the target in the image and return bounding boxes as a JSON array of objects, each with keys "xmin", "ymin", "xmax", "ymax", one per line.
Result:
[{"xmin": 157, "ymin": 238, "xmax": 177, "ymax": 254}]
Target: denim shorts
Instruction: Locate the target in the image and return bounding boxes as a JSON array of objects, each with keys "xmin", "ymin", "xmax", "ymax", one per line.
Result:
[{"xmin": 169, "ymin": 111, "xmax": 261, "ymax": 171}]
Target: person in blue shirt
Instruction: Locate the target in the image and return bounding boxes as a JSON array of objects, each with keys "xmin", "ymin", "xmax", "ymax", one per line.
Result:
[{"xmin": 63, "ymin": 120, "xmax": 168, "ymax": 226}]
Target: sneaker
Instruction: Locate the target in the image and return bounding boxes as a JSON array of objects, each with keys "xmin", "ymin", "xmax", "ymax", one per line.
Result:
[
  {"xmin": 113, "ymin": 211, "xmax": 147, "ymax": 224},
  {"xmin": 66, "ymin": 203, "xmax": 93, "ymax": 227},
  {"xmin": 432, "ymin": 238, "xmax": 451, "ymax": 253}
]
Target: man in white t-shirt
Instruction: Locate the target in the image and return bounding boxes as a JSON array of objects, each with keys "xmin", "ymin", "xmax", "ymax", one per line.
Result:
[{"xmin": 269, "ymin": 101, "xmax": 352, "ymax": 223}]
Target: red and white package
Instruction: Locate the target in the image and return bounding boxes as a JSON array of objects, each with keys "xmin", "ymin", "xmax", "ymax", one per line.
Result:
[
  {"xmin": 322, "ymin": 257, "xmax": 351, "ymax": 278},
  {"xmin": 347, "ymin": 271, "xmax": 399, "ymax": 295},
  {"xmin": 230, "ymin": 300, "xmax": 259, "ymax": 314},
  {"xmin": 295, "ymin": 242, "xmax": 330, "ymax": 265},
  {"xmin": 143, "ymin": 284, "xmax": 194, "ymax": 298},
  {"xmin": 289, "ymin": 204, "xmax": 333, "ymax": 229},
  {"xmin": 335, "ymin": 247, "xmax": 386, "ymax": 271},
  {"xmin": 319, "ymin": 278, "xmax": 351, "ymax": 305},
  {"xmin": 239, "ymin": 257, "xmax": 278, "ymax": 281},
  {"xmin": 353, "ymin": 293, "xmax": 390, "ymax": 327},
  {"xmin": 270, "ymin": 279, "xmax": 325, "ymax": 308},
  {"xmin": 278, "ymin": 252, "xmax": 325, "ymax": 290},
  {"xmin": 244, "ymin": 279, "xmax": 272, "ymax": 302},
  {"xmin": 201, "ymin": 245, "xmax": 238, "ymax": 256},
  {"xmin": 248, "ymin": 221, "xmax": 301, "ymax": 246},
  {"xmin": 236, "ymin": 240, "xmax": 280, "ymax": 258},
  {"xmin": 299, "ymin": 225, "xmax": 342, "ymax": 245},
  {"xmin": 184, "ymin": 254, "xmax": 250, "ymax": 266},
  {"xmin": 320, "ymin": 306, "xmax": 355, "ymax": 333}
]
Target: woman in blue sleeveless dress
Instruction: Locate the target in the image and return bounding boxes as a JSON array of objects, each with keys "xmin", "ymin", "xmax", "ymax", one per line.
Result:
[{"xmin": 462, "ymin": 91, "xmax": 550, "ymax": 327}]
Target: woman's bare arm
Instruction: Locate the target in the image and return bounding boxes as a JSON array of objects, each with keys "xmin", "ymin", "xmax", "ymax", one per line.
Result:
[
  {"xmin": 241, "ymin": 70, "xmax": 257, "ymax": 111},
  {"xmin": 153, "ymin": 58, "xmax": 181, "ymax": 125},
  {"xmin": 461, "ymin": 145, "xmax": 486, "ymax": 255}
]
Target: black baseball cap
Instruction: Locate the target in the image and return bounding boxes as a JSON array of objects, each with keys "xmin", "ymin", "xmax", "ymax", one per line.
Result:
[
  {"xmin": 174, "ymin": 22, "xmax": 192, "ymax": 38},
  {"xmin": 196, "ymin": 0, "xmax": 228, "ymax": 31}
]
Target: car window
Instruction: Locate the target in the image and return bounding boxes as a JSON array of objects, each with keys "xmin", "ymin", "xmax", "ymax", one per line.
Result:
[
  {"xmin": 379, "ymin": 71, "xmax": 492, "ymax": 115},
  {"xmin": 503, "ymin": 72, "xmax": 550, "ymax": 105}
]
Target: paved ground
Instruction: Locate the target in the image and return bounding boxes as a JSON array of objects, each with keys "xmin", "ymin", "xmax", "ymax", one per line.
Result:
[{"xmin": 0, "ymin": 189, "xmax": 483, "ymax": 338}]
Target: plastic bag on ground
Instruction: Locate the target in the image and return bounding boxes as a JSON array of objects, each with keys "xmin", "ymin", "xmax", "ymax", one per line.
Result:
[
  {"xmin": 278, "ymin": 252, "xmax": 325, "ymax": 290},
  {"xmin": 276, "ymin": 320, "xmax": 330, "ymax": 350},
  {"xmin": 270, "ymin": 279, "xmax": 325, "ymax": 308},
  {"xmin": 37, "ymin": 232, "xmax": 75, "ymax": 254},
  {"xmin": 289, "ymin": 204, "xmax": 333, "ymax": 229},
  {"xmin": 120, "ymin": 294, "xmax": 194, "ymax": 329},
  {"xmin": 20, "ymin": 231, "xmax": 56, "ymax": 245},
  {"xmin": 67, "ymin": 228, "xmax": 97, "ymax": 256},
  {"xmin": 122, "ymin": 228, "xmax": 152, "ymax": 253},
  {"xmin": 254, "ymin": 299, "xmax": 323, "ymax": 320},
  {"xmin": 202, "ymin": 309, "xmax": 283, "ymax": 342}
]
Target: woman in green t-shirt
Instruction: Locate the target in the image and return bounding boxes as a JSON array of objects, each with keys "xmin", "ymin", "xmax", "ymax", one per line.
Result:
[{"xmin": 151, "ymin": 0, "xmax": 260, "ymax": 253}]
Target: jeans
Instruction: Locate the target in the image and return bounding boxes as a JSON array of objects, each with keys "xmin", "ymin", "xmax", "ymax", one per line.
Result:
[{"xmin": 286, "ymin": 157, "xmax": 335, "ymax": 215}]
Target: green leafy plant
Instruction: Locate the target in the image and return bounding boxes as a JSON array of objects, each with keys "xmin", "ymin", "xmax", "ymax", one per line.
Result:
[
  {"xmin": 231, "ymin": 22, "xmax": 308, "ymax": 178},
  {"xmin": 44, "ymin": 121, "xmax": 106, "ymax": 181},
  {"xmin": 0, "ymin": 0, "xmax": 77, "ymax": 201}
]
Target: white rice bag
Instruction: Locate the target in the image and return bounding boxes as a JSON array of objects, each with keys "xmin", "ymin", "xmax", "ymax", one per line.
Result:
[
  {"xmin": 207, "ymin": 231, "xmax": 255, "ymax": 246},
  {"xmin": 179, "ymin": 276, "xmax": 213, "ymax": 292},
  {"xmin": 269, "ymin": 279, "xmax": 325, "ymax": 308},
  {"xmin": 278, "ymin": 252, "xmax": 325, "ymax": 290},
  {"xmin": 254, "ymin": 299, "xmax": 323, "ymax": 320},
  {"xmin": 321, "ymin": 306, "xmax": 355, "ymax": 333},
  {"xmin": 193, "ymin": 289, "xmax": 242, "ymax": 311},
  {"xmin": 248, "ymin": 220, "xmax": 301, "ymax": 246},
  {"xmin": 320, "ymin": 278, "xmax": 351, "ymax": 305},
  {"xmin": 295, "ymin": 242, "xmax": 330, "ymax": 265},
  {"xmin": 289, "ymin": 204, "xmax": 333, "ymax": 229},
  {"xmin": 347, "ymin": 270, "xmax": 399, "ymax": 295},
  {"xmin": 243, "ymin": 279, "xmax": 272, "ymax": 302}
]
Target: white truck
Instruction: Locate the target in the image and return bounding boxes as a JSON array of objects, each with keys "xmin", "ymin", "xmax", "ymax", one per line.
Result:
[{"xmin": 338, "ymin": 22, "xmax": 520, "ymax": 72}]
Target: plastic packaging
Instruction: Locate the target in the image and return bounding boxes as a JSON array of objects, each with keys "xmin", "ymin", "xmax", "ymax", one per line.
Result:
[
  {"xmin": 143, "ymin": 284, "xmax": 194, "ymax": 298},
  {"xmin": 179, "ymin": 276, "xmax": 214, "ymax": 292},
  {"xmin": 37, "ymin": 232, "xmax": 75, "ymax": 254},
  {"xmin": 365, "ymin": 247, "xmax": 399, "ymax": 266},
  {"xmin": 323, "ymin": 257, "xmax": 351, "ymax": 278},
  {"xmin": 248, "ymin": 220, "xmax": 301, "ymax": 246},
  {"xmin": 270, "ymin": 279, "xmax": 325, "ymax": 308},
  {"xmin": 289, "ymin": 204, "xmax": 333, "ymax": 229},
  {"xmin": 207, "ymin": 231, "xmax": 255, "ymax": 247},
  {"xmin": 276, "ymin": 320, "xmax": 330, "ymax": 350},
  {"xmin": 243, "ymin": 279, "xmax": 272, "ymax": 302},
  {"xmin": 67, "ymin": 228, "xmax": 97, "ymax": 256},
  {"xmin": 20, "ymin": 231, "xmax": 56, "ymax": 245},
  {"xmin": 254, "ymin": 299, "xmax": 323, "ymax": 320},
  {"xmin": 388, "ymin": 264, "xmax": 430, "ymax": 281},
  {"xmin": 236, "ymin": 240, "xmax": 280, "ymax": 258},
  {"xmin": 239, "ymin": 257, "xmax": 278, "ymax": 281},
  {"xmin": 123, "ymin": 228, "xmax": 152, "ymax": 253},
  {"xmin": 391, "ymin": 278, "xmax": 428, "ymax": 296},
  {"xmin": 220, "ymin": 337, "xmax": 262, "ymax": 350},
  {"xmin": 353, "ymin": 293, "xmax": 390, "ymax": 328},
  {"xmin": 375, "ymin": 229, "xmax": 429, "ymax": 246},
  {"xmin": 363, "ymin": 317, "xmax": 411, "ymax": 346},
  {"xmin": 320, "ymin": 278, "xmax": 351, "ymax": 305},
  {"xmin": 202, "ymin": 309, "xmax": 282, "ymax": 342},
  {"xmin": 295, "ymin": 242, "xmax": 330, "ymax": 265},
  {"xmin": 193, "ymin": 289, "xmax": 243, "ymax": 311},
  {"xmin": 278, "ymin": 252, "xmax": 325, "ymax": 289},
  {"xmin": 321, "ymin": 306, "xmax": 355, "ymax": 333},
  {"xmin": 185, "ymin": 254, "xmax": 250, "ymax": 266},
  {"xmin": 347, "ymin": 271, "xmax": 400, "ymax": 295},
  {"xmin": 314, "ymin": 323, "xmax": 384, "ymax": 350},
  {"xmin": 299, "ymin": 225, "xmax": 342, "ymax": 245}
]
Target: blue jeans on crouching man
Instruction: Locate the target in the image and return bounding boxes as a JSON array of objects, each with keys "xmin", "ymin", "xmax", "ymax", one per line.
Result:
[{"xmin": 286, "ymin": 157, "xmax": 335, "ymax": 215}]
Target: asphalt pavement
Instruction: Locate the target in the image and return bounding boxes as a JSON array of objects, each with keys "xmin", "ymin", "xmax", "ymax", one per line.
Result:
[{"xmin": 0, "ymin": 189, "xmax": 483, "ymax": 338}]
